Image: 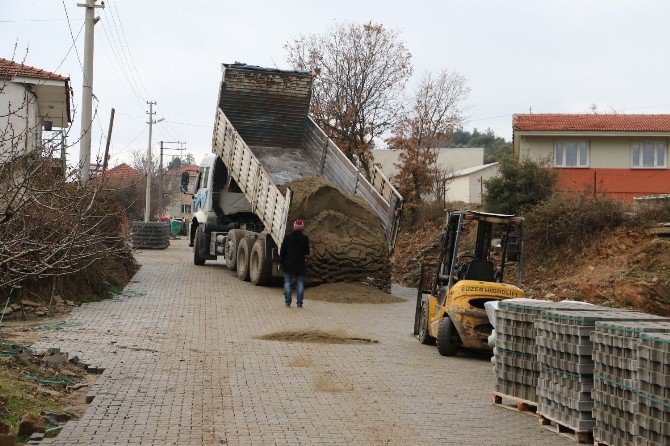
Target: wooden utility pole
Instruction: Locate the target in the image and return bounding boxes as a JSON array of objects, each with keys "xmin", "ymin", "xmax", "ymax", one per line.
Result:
[{"xmin": 101, "ymin": 108, "xmax": 115, "ymax": 179}]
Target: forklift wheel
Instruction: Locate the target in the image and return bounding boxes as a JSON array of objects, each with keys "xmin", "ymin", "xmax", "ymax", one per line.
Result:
[
  {"xmin": 418, "ymin": 303, "xmax": 436, "ymax": 345},
  {"xmin": 437, "ymin": 317, "xmax": 461, "ymax": 356}
]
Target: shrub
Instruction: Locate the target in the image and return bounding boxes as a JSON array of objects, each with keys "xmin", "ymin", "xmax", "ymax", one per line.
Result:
[
  {"xmin": 482, "ymin": 156, "xmax": 556, "ymax": 214},
  {"xmin": 633, "ymin": 199, "xmax": 670, "ymax": 226},
  {"xmin": 524, "ymin": 192, "xmax": 629, "ymax": 251}
]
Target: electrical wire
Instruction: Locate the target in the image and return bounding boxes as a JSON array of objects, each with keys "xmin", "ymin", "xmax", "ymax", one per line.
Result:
[{"xmin": 60, "ymin": 0, "xmax": 83, "ymax": 71}]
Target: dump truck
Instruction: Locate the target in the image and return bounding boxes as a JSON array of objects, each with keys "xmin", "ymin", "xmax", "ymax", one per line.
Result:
[{"xmin": 184, "ymin": 63, "xmax": 402, "ymax": 285}]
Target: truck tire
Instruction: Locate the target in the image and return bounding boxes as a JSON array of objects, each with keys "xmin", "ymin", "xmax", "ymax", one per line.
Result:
[
  {"xmin": 418, "ymin": 303, "xmax": 436, "ymax": 345},
  {"xmin": 437, "ymin": 317, "xmax": 461, "ymax": 357},
  {"xmin": 225, "ymin": 229, "xmax": 242, "ymax": 271},
  {"xmin": 193, "ymin": 226, "xmax": 206, "ymax": 266},
  {"xmin": 249, "ymin": 238, "xmax": 272, "ymax": 286},
  {"xmin": 236, "ymin": 237, "xmax": 253, "ymax": 281}
]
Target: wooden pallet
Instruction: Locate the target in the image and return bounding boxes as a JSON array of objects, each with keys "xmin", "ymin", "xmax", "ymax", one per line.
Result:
[
  {"xmin": 492, "ymin": 392, "xmax": 539, "ymax": 417},
  {"xmin": 538, "ymin": 414, "xmax": 592, "ymax": 444},
  {"xmin": 593, "ymin": 441, "xmax": 610, "ymax": 446}
]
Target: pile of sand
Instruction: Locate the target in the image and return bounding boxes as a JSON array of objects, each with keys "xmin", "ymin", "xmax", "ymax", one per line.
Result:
[
  {"xmin": 307, "ymin": 282, "xmax": 404, "ymax": 304},
  {"xmin": 281, "ymin": 176, "xmax": 391, "ymax": 290},
  {"xmin": 257, "ymin": 329, "xmax": 378, "ymax": 344}
]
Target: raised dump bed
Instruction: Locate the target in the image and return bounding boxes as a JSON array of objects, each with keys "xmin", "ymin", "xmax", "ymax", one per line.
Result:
[{"xmin": 192, "ymin": 64, "xmax": 402, "ymax": 288}]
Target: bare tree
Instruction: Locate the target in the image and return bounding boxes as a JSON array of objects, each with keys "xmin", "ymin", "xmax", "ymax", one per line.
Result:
[
  {"xmin": 131, "ymin": 148, "xmax": 159, "ymax": 177},
  {"xmin": 387, "ymin": 69, "xmax": 470, "ymax": 202},
  {"xmin": 0, "ymin": 56, "xmax": 135, "ymax": 293},
  {"xmin": 285, "ymin": 22, "xmax": 413, "ymax": 177}
]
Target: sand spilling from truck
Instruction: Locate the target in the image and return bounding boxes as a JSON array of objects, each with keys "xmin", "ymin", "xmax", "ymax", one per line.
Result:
[{"xmin": 280, "ymin": 176, "xmax": 391, "ymax": 290}]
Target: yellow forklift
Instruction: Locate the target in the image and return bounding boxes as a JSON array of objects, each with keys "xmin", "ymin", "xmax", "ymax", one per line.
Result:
[{"xmin": 414, "ymin": 210, "xmax": 526, "ymax": 356}]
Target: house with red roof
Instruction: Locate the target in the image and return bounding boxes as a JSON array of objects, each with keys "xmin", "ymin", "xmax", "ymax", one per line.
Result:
[
  {"xmin": 513, "ymin": 114, "xmax": 670, "ymax": 200},
  {"xmin": 165, "ymin": 163, "xmax": 199, "ymax": 220},
  {"xmin": 104, "ymin": 163, "xmax": 142, "ymax": 181},
  {"xmin": 0, "ymin": 57, "xmax": 71, "ymax": 160}
]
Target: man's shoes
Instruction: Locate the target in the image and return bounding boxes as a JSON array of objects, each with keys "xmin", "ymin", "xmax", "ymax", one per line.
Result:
[
  {"xmin": 285, "ymin": 303, "xmax": 291, "ymax": 307},
  {"xmin": 188, "ymin": 243, "xmax": 194, "ymax": 247},
  {"xmin": 297, "ymin": 303, "xmax": 303, "ymax": 308}
]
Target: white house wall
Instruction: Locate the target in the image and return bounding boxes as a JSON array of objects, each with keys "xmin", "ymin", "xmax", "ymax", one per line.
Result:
[
  {"xmin": 517, "ymin": 135, "xmax": 668, "ymax": 168},
  {"xmin": 372, "ymin": 147, "xmax": 484, "ymax": 179},
  {"xmin": 445, "ymin": 176, "xmax": 471, "ymax": 203},
  {"xmin": 0, "ymin": 82, "xmax": 40, "ymax": 160}
]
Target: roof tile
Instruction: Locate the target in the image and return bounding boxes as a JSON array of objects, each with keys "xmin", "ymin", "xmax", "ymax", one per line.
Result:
[
  {"xmin": 513, "ymin": 113, "xmax": 670, "ymax": 132},
  {"xmin": 0, "ymin": 57, "xmax": 68, "ymax": 82}
]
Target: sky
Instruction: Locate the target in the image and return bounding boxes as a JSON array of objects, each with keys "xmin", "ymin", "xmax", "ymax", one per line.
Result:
[{"xmin": 3, "ymin": 0, "xmax": 670, "ymax": 168}]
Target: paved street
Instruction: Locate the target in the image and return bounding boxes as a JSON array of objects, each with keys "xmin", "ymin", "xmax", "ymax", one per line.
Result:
[{"xmin": 37, "ymin": 239, "xmax": 571, "ymax": 445}]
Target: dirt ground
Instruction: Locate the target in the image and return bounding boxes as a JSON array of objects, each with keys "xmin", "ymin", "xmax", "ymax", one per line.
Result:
[
  {"xmin": 257, "ymin": 328, "xmax": 379, "ymax": 344},
  {"xmin": 392, "ymin": 216, "xmax": 670, "ymax": 316},
  {"xmin": 0, "ymin": 306, "xmax": 98, "ymax": 442},
  {"xmin": 307, "ymin": 282, "xmax": 404, "ymax": 304}
]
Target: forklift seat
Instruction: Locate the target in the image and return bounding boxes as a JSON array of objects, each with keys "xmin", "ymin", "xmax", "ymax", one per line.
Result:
[{"xmin": 463, "ymin": 260, "xmax": 495, "ymax": 282}]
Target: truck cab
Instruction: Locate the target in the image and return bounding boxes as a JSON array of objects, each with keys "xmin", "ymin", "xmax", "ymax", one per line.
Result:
[{"xmin": 184, "ymin": 154, "xmax": 281, "ymax": 285}]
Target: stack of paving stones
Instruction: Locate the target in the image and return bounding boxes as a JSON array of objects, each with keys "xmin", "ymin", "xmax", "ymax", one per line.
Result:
[
  {"xmin": 591, "ymin": 321, "xmax": 670, "ymax": 446},
  {"xmin": 637, "ymin": 332, "xmax": 670, "ymax": 446},
  {"xmin": 495, "ymin": 300, "xmax": 599, "ymax": 403},
  {"xmin": 536, "ymin": 310, "xmax": 668, "ymax": 435}
]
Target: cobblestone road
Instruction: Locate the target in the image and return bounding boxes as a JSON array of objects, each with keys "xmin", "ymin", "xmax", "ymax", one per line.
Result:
[{"xmin": 37, "ymin": 239, "xmax": 571, "ymax": 445}]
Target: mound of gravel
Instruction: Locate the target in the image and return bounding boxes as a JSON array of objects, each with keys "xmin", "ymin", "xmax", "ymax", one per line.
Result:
[{"xmin": 281, "ymin": 176, "xmax": 391, "ymax": 290}]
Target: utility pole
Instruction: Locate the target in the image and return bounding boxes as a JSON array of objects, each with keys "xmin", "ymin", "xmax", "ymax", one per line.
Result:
[
  {"xmin": 144, "ymin": 101, "xmax": 156, "ymax": 222},
  {"xmin": 101, "ymin": 108, "xmax": 115, "ymax": 179},
  {"xmin": 158, "ymin": 140, "xmax": 164, "ymax": 218},
  {"xmin": 158, "ymin": 141, "xmax": 185, "ymax": 218},
  {"xmin": 77, "ymin": 0, "xmax": 104, "ymax": 181}
]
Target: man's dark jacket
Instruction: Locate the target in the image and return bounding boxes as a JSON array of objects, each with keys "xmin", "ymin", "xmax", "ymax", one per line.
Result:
[{"xmin": 280, "ymin": 231, "xmax": 310, "ymax": 275}]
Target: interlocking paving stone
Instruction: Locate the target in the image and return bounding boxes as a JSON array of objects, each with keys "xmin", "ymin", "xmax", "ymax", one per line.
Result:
[{"xmin": 37, "ymin": 239, "xmax": 573, "ymax": 445}]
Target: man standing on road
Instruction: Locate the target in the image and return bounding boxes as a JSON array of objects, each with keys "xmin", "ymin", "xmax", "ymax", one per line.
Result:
[{"xmin": 280, "ymin": 220, "xmax": 310, "ymax": 307}]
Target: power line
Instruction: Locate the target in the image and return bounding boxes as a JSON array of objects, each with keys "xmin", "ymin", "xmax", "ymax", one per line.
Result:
[
  {"xmin": 112, "ymin": 124, "xmax": 148, "ymax": 156},
  {"xmin": 99, "ymin": 19, "xmax": 145, "ymax": 105},
  {"xmin": 60, "ymin": 0, "xmax": 83, "ymax": 70},
  {"xmin": 0, "ymin": 18, "xmax": 83, "ymax": 23},
  {"xmin": 52, "ymin": 21, "xmax": 84, "ymax": 74},
  {"xmin": 164, "ymin": 120, "xmax": 212, "ymax": 128},
  {"xmin": 106, "ymin": 0, "xmax": 152, "ymax": 99}
]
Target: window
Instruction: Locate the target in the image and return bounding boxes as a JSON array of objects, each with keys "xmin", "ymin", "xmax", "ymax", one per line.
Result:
[
  {"xmin": 202, "ymin": 167, "xmax": 210, "ymax": 188},
  {"xmin": 194, "ymin": 171, "xmax": 202, "ymax": 191},
  {"xmin": 554, "ymin": 141, "xmax": 589, "ymax": 167},
  {"xmin": 631, "ymin": 141, "xmax": 667, "ymax": 168},
  {"xmin": 181, "ymin": 204, "xmax": 192, "ymax": 214}
]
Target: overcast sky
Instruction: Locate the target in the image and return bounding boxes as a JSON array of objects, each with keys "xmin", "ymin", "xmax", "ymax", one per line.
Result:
[{"xmin": 3, "ymin": 0, "xmax": 670, "ymax": 168}]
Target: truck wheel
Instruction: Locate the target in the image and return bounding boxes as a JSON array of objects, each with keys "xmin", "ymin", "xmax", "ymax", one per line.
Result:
[
  {"xmin": 418, "ymin": 303, "xmax": 436, "ymax": 345},
  {"xmin": 193, "ymin": 226, "xmax": 206, "ymax": 266},
  {"xmin": 437, "ymin": 317, "xmax": 461, "ymax": 356},
  {"xmin": 225, "ymin": 229, "xmax": 241, "ymax": 271},
  {"xmin": 236, "ymin": 237, "xmax": 253, "ymax": 281},
  {"xmin": 249, "ymin": 238, "xmax": 272, "ymax": 286}
]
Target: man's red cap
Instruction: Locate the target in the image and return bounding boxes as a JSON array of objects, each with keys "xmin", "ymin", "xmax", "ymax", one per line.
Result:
[{"xmin": 293, "ymin": 219, "xmax": 304, "ymax": 230}]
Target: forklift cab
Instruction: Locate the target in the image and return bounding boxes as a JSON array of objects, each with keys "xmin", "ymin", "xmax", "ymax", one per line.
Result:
[
  {"xmin": 417, "ymin": 210, "xmax": 526, "ymax": 356},
  {"xmin": 433, "ymin": 210, "xmax": 525, "ymax": 301}
]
